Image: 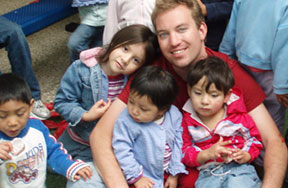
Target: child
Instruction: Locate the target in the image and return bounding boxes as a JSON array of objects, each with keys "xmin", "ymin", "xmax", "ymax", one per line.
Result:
[
  {"xmin": 54, "ymin": 24, "xmax": 158, "ymax": 162},
  {"xmin": 68, "ymin": 0, "xmax": 108, "ymax": 63},
  {"xmin": 0, "ymin": 73, "xmax": 92, "ymax": 188},
  {"xmin": 113, "ymin": 66, "xmax": 187, "ymax": 188},
  {"xmin": 181, "ymin": 57, "xmax": 263, "ymax": 188}
]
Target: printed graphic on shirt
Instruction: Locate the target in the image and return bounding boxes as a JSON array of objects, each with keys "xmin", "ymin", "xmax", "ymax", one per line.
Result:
[{"xmin": 5, "ymin": 142, "xmax": 45, "ymax": 184}]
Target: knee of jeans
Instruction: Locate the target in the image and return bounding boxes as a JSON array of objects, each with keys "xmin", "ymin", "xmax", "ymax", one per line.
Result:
[
  {"xmin": 68, "ymin": 36, "xmax": 79, "ymax": 51},
  {"xmin": 10, "ymin": 23, "xmax": 26, "ymax": 39}
]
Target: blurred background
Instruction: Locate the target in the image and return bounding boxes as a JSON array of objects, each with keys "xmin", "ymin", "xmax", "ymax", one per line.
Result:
[{"xmin": 0, "ymin": 0, "xmax": 80, "ymax": 103}]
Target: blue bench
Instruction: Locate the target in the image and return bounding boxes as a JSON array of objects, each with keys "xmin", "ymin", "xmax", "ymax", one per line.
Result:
[{"xmin": 2, "ymin": 0, "xmax": 77, "ymax": 36}]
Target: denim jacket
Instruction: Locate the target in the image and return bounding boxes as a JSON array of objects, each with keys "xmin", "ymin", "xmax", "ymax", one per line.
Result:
[
  {"xmin": 54, "ymin": 59, "xmax": 128, "ymax": 142},
  {"xmin": 72, "ymin": 0, "xmax": 108, "ymax": 7},
  {"xmin": 113, "ymin": 106, "xmax": 187, "ymax": 188}
]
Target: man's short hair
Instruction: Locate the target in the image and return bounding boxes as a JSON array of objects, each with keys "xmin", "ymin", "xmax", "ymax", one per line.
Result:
[{"xmin": 151, "ymin": 0, "xmax": 204, "ymax": 29}]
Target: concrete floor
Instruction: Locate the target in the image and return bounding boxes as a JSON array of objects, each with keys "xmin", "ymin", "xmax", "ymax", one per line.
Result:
[{"xmin": 0, "ymin": 0, "xmax": 80, "ymax": 103}]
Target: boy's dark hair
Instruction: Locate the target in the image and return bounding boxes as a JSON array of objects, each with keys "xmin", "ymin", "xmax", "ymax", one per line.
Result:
[
  {"xmin": 99, "ymin": 24, "xmax": 159, "ymax": 66},
  {"xmin": 0, "ymin": 73, "xmax": 32, "ymax": 105},
  {"xmin": 187, "ymin": 56, "xmax": 235, "ymax": 95},
  {"xmin": 130, "ymin": 66, "xmax": 178, "ymax": 111}
]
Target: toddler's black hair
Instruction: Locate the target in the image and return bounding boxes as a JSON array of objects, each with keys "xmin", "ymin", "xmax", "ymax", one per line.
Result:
[
  {"xmin": 0, "ymin": 73, "xmax": 32, "ymax": 105},
  {"xmin": 187, "ymin": 56, "xmax": 235, "ymax": 95},
  {"xmin": 130, "ymin": 66, "xmax": 178, "ymax": 111}
]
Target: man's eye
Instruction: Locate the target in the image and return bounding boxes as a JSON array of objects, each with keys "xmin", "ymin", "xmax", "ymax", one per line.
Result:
[
  {"xmin": 158, "ymin": 32, "xmax": 168, "ymax": 39},
  {"xmin": 178, "ymin": 27, "xmax": 187, "ymax": 33}
]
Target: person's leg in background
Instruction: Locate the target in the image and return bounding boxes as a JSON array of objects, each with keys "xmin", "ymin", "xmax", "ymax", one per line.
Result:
[
  {"xmin": 68, "ymin": 24, "xmax": 104, "ymax": 63},
  {"xmin": 0, "ymin": 16, "xmax": 51, "ymax": 120},
  {"xmin": 68, "ymin": 4, "xmax": 107, "ymax": 64}
]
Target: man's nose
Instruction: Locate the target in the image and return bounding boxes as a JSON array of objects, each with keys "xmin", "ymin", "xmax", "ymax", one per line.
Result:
[{"xmin": 169, "ymin": 32, "xmax": 181, "ymax": 46}]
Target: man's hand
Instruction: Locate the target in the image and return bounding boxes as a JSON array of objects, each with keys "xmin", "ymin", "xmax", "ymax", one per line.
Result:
[
  {"xmin": 196, "ymin": 0, "xmax": 208, "ymax": 16},
  {"xmin": 276, "ymin": 94, "xmax": 288, "ymax": 108}
]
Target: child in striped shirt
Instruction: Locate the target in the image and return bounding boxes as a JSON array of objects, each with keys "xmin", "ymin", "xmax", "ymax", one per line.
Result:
[{"xmin": 54, "ymin": 24, "xmax": 158, "ymax": 162}]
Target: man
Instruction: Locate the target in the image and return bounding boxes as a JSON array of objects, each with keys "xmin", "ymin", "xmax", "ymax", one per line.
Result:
[
  {"xmin": 89, "ymin": 0, "xmax": 287, "ymax": 188},
  {"xmin": 0, "ymin": 16, "xmax": 51, "ymax": 120}
]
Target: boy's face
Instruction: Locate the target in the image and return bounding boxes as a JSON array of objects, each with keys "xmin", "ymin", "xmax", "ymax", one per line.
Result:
[
  {"xmin": 128, "ymin": 92, "xmax": 165, "ymax": 123},
  {"xmin": 0, "ymin": 100, "xmax": 33, "ymax": 137},
  {"xmin": 188, "ymin": 76, "xmax": 230, "ymax": 120}
]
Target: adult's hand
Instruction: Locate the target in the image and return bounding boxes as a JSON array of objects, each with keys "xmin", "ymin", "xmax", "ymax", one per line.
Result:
[{"xmin": 276, "ymin": 93, "xmax": 288, "ymax": 108}]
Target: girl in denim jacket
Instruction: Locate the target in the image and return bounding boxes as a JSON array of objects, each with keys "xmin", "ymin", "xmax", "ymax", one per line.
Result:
[{"xmin": 54, "ymin": 24, "xmax": 158, "ymax": 162}]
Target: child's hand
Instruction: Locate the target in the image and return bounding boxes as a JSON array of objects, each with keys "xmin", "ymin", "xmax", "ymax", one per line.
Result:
[
  {"xmin": 164, "ymin": 175, "xmax": 178, "ymax": 188},
  {"xmin": 73, "ymin": 166, "xmax": 93, "ymax": 181},
  {"xmin": 0, "ymin": 142, "xmax": 13, "ymax": 161},
  {"xmin": 82, "ymin": 99, "xmax": 111, "ymax": 122},
  {"xmin": 207, "ymin": 137, "xmax": 233, "ymax": 160},
  {"xmin": 231, "ymin": 148, "xmax": 251, "ymax": 164},
  {"xmin": 134, "ymin": 176, "xmax": 155, "ymax": 188}
]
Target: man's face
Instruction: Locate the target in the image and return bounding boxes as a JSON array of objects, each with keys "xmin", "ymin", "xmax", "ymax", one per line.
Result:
[{"xmin": 155, "ymin": 5, "xmax": 207, "ymax": 69}]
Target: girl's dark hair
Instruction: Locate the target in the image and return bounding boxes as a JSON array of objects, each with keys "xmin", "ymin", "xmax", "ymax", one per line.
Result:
[
  {"xmin": 0, "ymin": 73, "xmax": 32, "ymax": 105},
  {"xmin": 99, "ymin": 24, "xmax": 159, "ymax": 65},
  {"xmin": 187, "ymin": 56, "xmax": 235, "ymax": 95},
  {"xmin": 130, "ymin": 66, "xmax": 178, "ymax": 111}
]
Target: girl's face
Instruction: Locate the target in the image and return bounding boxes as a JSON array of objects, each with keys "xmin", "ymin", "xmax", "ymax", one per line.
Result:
[{"xmin": 107, "ymin": 42, "xmax": 147, "ymax": 76}]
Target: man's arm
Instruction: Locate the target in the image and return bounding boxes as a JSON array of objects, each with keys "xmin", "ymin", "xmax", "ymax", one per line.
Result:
[
  {"xmin": 248, "ymin": 103, "xmax": 287, "ymax": 188},
  {"xmin": 90, "ymin": 99, "xmax": 129, "ymax": 188}
]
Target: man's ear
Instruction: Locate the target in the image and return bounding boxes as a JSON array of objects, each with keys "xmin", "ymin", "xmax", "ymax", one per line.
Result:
[
  {"xmin": 224, "ymin": 89, "xmax": 233, "ymax": 104},
  {"xmin": 29, "ymin": 99, "xmax": 35, "ymax": 113},
  {"xmin": 199, "ymin": 21, "xmax": 208, "ymax": 42}
]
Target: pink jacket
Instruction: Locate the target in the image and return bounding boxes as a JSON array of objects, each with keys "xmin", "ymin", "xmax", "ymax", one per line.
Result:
[
  {"xmin": 103, "ymin": 0, "xmax": 155, "ymax": 45},
  {"xmin": 181, "ymin": 88, "xmax": 263, "ymax": 168}
]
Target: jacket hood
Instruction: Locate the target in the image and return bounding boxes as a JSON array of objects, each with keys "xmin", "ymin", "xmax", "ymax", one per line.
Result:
[{"xmin": 79, "ymin": 47, "xmax": 105, "ymax": 67}]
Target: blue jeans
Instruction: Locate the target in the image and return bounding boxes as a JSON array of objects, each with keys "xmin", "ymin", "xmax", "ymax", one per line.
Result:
[
  {"xmin": 66, "ymin": 162, "xmax": 107, "ymax": 188},
  {"xmin": 196, "ymin": 162, "xmax": 262, "ymax": 188},
  {"xmin": 68, "ymin": 24, "xmax": 104, "ymax": 63},
  {"xmin": 0, "ymin": 16, "xmax": 41, "ymax": 100},
  {"xmin": 58, "ymin": 129, "xmax": 93, "ymax": 162}
]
